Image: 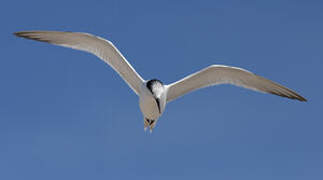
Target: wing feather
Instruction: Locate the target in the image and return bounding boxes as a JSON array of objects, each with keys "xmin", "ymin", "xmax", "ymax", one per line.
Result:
[
  {"xmin": 14, "ymin": 31, "xmax": 144, "ymax": 95},
  {"xmin": 166, "ymin": 65, "xmax": 306, "ymax": 102}
]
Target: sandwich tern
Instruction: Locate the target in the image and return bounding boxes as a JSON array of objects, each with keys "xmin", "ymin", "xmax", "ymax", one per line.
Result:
[{"xmin": 14, "ymin": 31, "xmax": 306, "ymax": 132}]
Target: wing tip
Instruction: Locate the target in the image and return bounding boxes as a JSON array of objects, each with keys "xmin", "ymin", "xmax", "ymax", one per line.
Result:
[
  {"xmin": 268, "ymin": 90, "xmax": 307, "ymax": 102},
  {"xmin": 298, "ymin": 96, "xmax": 307, "ymax": 102},
  {"xmin": 13, "ymin": 31, "xmax": 52, "ymax": 43},
  {"xmin": 291, "ymin": 96, "xmax": 307, "ymax": 102},
  {"xmin": 13, "ymin": 31, "xmax": 24, "ymax": 37},
  {"xmin": 13, "ymin": 31, "xmax": 34, "ymax": 39},
  {"xmin": 14, "ymin": 31, "xmax": 35, "ymax": 37}
]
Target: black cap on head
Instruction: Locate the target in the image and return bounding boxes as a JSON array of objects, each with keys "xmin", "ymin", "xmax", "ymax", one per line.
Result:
[{"xmin": 146, "ymin": 79, "xmax": 163, "ymax": 93}]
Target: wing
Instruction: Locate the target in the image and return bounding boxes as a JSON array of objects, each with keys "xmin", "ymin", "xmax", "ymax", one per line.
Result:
[
  {"xmin": 166, "ymin": 65, "xmax": 306, "ymax": 102},
  {"xmin": 14, "ymin": 31, "xmax": 144, "ymax": 95}
]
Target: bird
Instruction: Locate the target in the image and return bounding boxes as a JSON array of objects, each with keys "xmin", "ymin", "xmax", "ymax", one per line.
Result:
[{"xmin": 14, "ymin": 31, "xmax": 306, "ymax": 132}]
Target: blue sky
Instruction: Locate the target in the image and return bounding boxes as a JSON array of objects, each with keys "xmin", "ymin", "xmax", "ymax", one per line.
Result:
[{"xmin": 1, "ymin": 0, "xmax": 322, "ymax": 179}]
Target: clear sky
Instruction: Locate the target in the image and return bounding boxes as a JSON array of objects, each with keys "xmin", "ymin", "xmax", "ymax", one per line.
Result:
[{"xmin": 1, "ymin": 0, "xmax": 322, "ymax": 179}]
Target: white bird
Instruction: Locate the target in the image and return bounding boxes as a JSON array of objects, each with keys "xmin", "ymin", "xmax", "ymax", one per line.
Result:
[{"xmin": 14, "ymin": 31, "xmax": 306, "ymax": 132}]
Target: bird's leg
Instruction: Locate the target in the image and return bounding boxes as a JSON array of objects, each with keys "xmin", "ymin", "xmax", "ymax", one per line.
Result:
[{"xmin": 149, "ymin": 120, "xmax": 156, "ymax": 133}]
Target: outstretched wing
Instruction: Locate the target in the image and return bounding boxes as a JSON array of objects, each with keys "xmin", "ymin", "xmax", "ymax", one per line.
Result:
[
  {"xmin": 14, "ymin": 31, "xmax": 144, "ymax": 95},
  {"xmin": 166, "ymin": 65, "xmax": 306, "ymax": 102}
]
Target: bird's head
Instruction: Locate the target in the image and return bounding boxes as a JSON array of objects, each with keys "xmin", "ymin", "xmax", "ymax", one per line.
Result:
[{"xmin": 146, "ymin": 79, "xmax": 164, "ymax": 99}]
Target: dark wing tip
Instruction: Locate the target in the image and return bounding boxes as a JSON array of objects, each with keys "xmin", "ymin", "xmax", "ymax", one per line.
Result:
[
  {"xmin": 13, "ymin": 31, "xmax": 51, "ymax": 43},
  {"xmin": 288, "ymin": 95, "xmax": 307, "ymax": 102},
  {"xmin": 257, "ymin": 76, "xmax": 307, "ymax": 102},
  {"xmin": 297, "ymin": 96, "xmax": 307, "ymax": 102},
  {"xmin": 14, "ymin": 31, "xmax": 26, "ymax": 38},
  {"xmin": 268, "ymin": 90, "xmax": 307, "ymax": 102},
  {"xmin": 14, "ymin": 31, "xmax": 33, "ymax": 38},
  {"xmin": 295, "ymin": 94, "xmax": 307, "ymax": 102}
]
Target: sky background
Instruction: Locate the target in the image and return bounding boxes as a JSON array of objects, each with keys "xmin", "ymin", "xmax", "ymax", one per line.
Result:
[{"xmin": 1, "ymin": 0, "xmax": 322, "ymax": 179}]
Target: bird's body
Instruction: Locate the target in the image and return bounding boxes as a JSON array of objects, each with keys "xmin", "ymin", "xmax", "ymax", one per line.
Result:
[
  {"xmin": 139, "ymin": 83, "xmax": 162, "ymax": 121},
  {"xmin": 14, "ymin": 30, "xmax": 307, "ymax": 132},
  {"xmin": 139, "ymin": 79, "xmax": 167, "ymax": 131}
]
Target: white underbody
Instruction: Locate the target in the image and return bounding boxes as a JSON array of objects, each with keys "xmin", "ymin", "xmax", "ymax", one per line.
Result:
[{"xmin": 139, "ymin": 83, "xmax": 167, "ymax": 121}]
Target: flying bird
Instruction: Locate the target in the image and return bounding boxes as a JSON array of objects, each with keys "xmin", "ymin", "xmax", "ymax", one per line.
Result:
[{"xmin": 14, "ymin": 31, "xmax": 306, "ymax": 132}]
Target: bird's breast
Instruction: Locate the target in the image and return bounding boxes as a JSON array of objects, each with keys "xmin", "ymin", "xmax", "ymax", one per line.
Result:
[
  {"xmin": 139, "ymin": 84, "xmax": 167, "ymax": 120},
  {"xmin": 139, "ymin": 92, "xmax": 160, "ymax": 120}
]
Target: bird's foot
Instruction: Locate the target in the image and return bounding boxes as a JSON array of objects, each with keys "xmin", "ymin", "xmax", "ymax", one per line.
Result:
[
  {"xmin": 144, "ymin": 118, "xmax": 156, "ymax": 133},
  {"xmin": 144, "ymin": 118, "xmax": 149, "ymax": 132}
]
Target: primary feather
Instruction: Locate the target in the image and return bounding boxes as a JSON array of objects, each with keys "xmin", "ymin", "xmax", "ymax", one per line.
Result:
[
  {"xmin": 166, "ymin": 65, "xmax": 306, "ymax": 102},
  {"xmin": 14, "ymin": 31, "xmax": 144, "ymax": 95}
]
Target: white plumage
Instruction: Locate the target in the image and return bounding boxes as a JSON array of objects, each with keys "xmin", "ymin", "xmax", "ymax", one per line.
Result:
[{"xmin": 14, "ymin": 31, "xmax": 306, "ymax": 132}]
